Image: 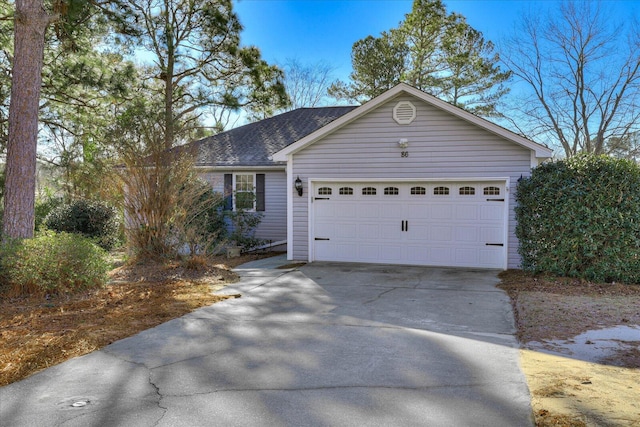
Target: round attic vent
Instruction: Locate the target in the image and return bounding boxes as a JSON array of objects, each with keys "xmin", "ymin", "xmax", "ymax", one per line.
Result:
[{"xmin": 393, "ymin": 101, "xmax": 416, "ymax": 125}]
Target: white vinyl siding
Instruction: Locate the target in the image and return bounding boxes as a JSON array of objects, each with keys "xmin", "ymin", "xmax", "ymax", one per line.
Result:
[
  {"xmin": 290, "ymin": 95, "xmax": 531, "ymax": 268},
  {"xmin": 199, "ymin": 169, "xmax": 287, "ymax": 243}
]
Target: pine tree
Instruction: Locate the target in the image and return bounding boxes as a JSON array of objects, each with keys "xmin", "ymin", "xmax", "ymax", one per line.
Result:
[
  {"xmin": 329, "ymin": 0, "xmax": 510, "ymax": 117},
  {"xmin": 3, "ymin": 0, "xmax": 55, "ymax": 238},
  {"xmin": 127, "ymin": 0, "xmax": 289, "ymax": 150}
]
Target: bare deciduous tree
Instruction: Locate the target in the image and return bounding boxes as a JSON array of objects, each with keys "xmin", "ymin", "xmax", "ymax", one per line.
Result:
[
  {"xmin": 281, "ymin": 58, "xmax": 335, "ymax": 110},
  {"xmin": 501, "ymin": 1, "xmax": 640, "ymax": 157}
]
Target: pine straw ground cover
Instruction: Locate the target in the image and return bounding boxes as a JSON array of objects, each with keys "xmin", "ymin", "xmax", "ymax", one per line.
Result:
[{"xmin": 0, "ymin": 252, "xmax": 280, "ymax": 386}]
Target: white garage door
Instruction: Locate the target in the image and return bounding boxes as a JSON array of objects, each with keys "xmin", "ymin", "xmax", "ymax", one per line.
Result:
[{"xmin": 311, "ymin": 181, "xmax": 507, "ymax": 269}]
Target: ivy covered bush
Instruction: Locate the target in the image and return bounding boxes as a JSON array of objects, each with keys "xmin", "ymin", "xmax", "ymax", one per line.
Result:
[
  {"xmin": 515, "ymin": 154, "xmax": 640, "ymax": 283},
  {"xmin": 44, "ymin": 199, "xmax": 121, "ymax": 250},
  {"xmin": 0, "ymin": 232, "xmax": 109, "ymax": 296}
]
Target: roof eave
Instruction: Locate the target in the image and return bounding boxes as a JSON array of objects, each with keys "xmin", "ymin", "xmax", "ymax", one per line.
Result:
[{"xmin": 195, "ymin": 163, "xmax": 286, "ymax": 171}]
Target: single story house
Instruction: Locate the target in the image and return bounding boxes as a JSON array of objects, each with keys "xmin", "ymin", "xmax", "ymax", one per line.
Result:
[{"xmin": 193, "ymin": 83, "xmax": 552, "ymax": 269}]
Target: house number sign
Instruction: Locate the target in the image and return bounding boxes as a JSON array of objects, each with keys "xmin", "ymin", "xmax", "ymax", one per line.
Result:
[{"xmin": 401, "ymin": 151, "xmax": 409, "ymax": 158}]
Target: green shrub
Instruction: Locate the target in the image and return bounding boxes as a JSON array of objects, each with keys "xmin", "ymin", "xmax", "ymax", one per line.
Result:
[
  {"xmin": 35, "ymin": 193, "xmax": 64, "ymax": 232},
  {"xmin": 0, "ymin": 232, "xmax": 109, "ymax": 296},
  {"xmin": 44, "ymin": 199, "xmax": 121, "ymax": 250},
  {"xmin": 515, "ymin": 154, "xmax": 640, "ymax": 283},
  {"xmin": 227, "ymin": 209, "xmax": 265, "ymax": 252}
]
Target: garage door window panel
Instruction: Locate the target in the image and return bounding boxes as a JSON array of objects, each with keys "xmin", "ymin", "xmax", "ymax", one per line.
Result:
[
  {"xmin": 459, "ymin": 186, "xmax": 475, "ymax": 195},
  {"xmin": 362, "ymin": 187, "xmax": 377, "ymax": 195},
  {"xmin": 339, "ymin": 187, "xmax": 353, "ymax": 195},
  {"xmin": 434, "ymin": 186, "xmax": 450, "ymax": 195},
  {"xmin": 384, "ymin": 187, "xmax": 399, "ymax": 195},
  {"xmin": 483, "ymin": 186, "xmax": 500, "ymax": 195},
  {"xmin": 411, "ymin": 186, "xmax": 426, "ymax": 195},
  {"xmin": 318, "ymin": 187, "xmax": 332, "ymax": 195}
]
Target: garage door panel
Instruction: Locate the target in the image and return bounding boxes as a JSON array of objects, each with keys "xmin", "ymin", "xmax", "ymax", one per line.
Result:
[
  {"xmin": 479, "ymin": 247, "xmax": 503, "ymax": 266},
  {"xmin": 336, "ymin": 223, "xmax": 357, "ymax": 239},
  {"xmin": 455, "ymin": 248, "xmax": 478, "ymax": 265},
  {"xmin": 406, "ymin": 204, "xmax": 429, "ymax": 218},
  {"xmin": 380, "ymin": 223, "xmax": 401, "ymax": 240},
  {"xmin": 314, "ymin": 222, "xmax": 335, "ymax": 238},
  {"xmin": 342, "ymin": 204, "xmax": 358, "ymax": 217},
  {"xmin": 455, "ymin": 205, "xmax": 479, "ymax": 220},
  {"xmin": 380, "ymin": 204, "xmax": 401, "ymax": 219},
  {"xmin": 314, "ymin": 204, "xmax": 335, "ymax": 218},
  {"xmin": 455, "ymin": 227, "xmax": 479, "ymax": 242},
  {"xmin": 431, "ymin": 205, "xmax": 453, "ymax": 219},
  {"xmin": 312, "ymin": 181, "xmax": 506, "ymax": 268},
  {"xmin": 315, "ymin": 242, "xmax": 335, "ymax": 259},
  {"xmin": 382, "ymin": 245, "xmax": 404, "ymax": 262},
  {"xmin": 431, "ymin": 226, "xmax": 453, "ymax": 242},
  {"xmin": 358, "ymin": 204, "xmax": 380, "ymax": 219},
  {"xmin": 334, "ymin": 243, "xmax": 358, "ymax": 259},
  {"xmin": 359, "ymin": 244, "xmax": 381, "ymax": 260},
  {"xmin": 359, "ymin": 224, "xmax": 380, "ymax": 239},
  {"xmin": 481, "ymin": 205, "xmax": 504, "ymax": 220},
  {"xmin": 480, "ymin": 226, "xmax": 503, "ymax": 242},
  {"xmin": 406, "ymin": 224, "xmax": 429, "ymax": 241},
  {"xmin": 429, "ymin": 247, "xmax": 454, "ymax": 264}
]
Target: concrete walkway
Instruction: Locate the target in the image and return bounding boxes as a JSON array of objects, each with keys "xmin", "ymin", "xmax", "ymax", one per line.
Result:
[{"xmin": 0, "ymin": 259, "xmax": 533, "ymax": 426}]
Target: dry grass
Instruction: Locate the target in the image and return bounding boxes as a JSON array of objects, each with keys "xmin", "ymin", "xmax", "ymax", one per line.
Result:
[
  {"xmin": 497, "ymin": 270, "xmax": 640, "ymax": 344},
  {"xmin": 0, "ymin": 252, "xmax": 281, "ymax": 386},
  {"xmin": 498, "ymin": 270, "xmax": 640, "ymax": 427}
]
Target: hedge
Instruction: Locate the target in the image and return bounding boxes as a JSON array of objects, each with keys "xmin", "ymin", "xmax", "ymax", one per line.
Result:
[{"xmin": 515, "ymin": 154, "xmax": 640, "ymax": 283}]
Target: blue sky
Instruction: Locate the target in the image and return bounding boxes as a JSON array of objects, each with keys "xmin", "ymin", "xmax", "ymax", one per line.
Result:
[{"xmin": 235, "ymin": 0, "xmax": 637, "ymax": 82}]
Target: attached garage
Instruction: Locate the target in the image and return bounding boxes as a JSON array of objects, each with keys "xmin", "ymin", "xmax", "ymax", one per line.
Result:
[
  {"xmin": 272, "ymin": 83, "xmax": 553, "ymax": 270},
  {"xmin": 310, "ymin": 180, "xmax": 508, "ymax": 269}
]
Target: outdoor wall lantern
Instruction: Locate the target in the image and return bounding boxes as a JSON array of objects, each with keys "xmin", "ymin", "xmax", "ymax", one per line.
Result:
[
  {"xmin": 294, "ymin": 176, "xmax": 303, "ymax": 196},
  {"xmin": 398, "ymin": 138, "xmax": 409, "ymax": 149}
]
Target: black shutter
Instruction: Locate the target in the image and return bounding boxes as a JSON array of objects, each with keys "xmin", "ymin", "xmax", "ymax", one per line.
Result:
[
  {"xmin": 256, "ymin": 174, "xmax": 265, "ymax": 212},
  {"xmin": 223, "ymin": 174, "xmax": 233, "ymax": 210}
]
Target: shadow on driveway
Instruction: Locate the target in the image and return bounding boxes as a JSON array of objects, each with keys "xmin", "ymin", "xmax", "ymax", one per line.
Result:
[{"xmin": 0, "ymin": 262, "xmax": 533, "ymax": 426}]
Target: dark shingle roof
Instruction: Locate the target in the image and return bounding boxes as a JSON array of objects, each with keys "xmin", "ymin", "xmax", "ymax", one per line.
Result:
[{"xmin": 192, "ymin": 106, "xmax": 357, "ymax": 167}]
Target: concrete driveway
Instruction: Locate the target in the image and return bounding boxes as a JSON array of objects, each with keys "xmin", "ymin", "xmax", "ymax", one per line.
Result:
[{"xmin": 0, "ymin": 258, "xmax": 533, "ymax": 426}]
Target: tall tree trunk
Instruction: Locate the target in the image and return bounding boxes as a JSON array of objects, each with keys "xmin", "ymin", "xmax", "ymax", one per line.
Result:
[
  {"xmin": 3, "ymin": 0, "xmax": 52, "ymax": 239},
  {"xmin": 163, "ymin": 0, "xmax": 174, "ymax": 151}
]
